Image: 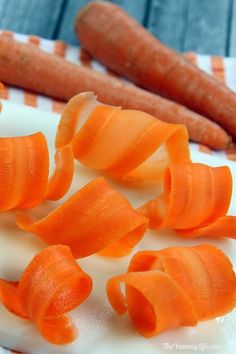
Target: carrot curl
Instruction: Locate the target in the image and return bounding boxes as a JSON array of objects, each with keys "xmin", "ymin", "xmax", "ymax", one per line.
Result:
[
  {"xmin": 56, "ymin": 92, "xmax": 190, "ymax": 183},
  {"xmin": 107, "ymin": 244, "xmax": 236, "ymax": 337},
  {"xmin": 16, "ymin": 177, "xmax": 148, "ymax": 258},
  {"xmin": 138, "ymin": 162, "xmax": 236, "ymax": 238},
  {"xmin": 0, "ymin": 245, "xmax": 92, "ymax": 344}
]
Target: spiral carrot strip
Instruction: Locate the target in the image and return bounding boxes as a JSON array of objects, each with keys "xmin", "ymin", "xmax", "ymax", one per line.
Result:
[
  {"xmin": 0, "ymin": 133, "xmax": 74, "ymax": 210},
  {"xmin": 0, "ymin": 133, "xmax": 49, "ymax": 210},
  {"xmin": 107, "ymin": 244, "xmax": 236, "ymax": 337},
  {"xmin": 46, "ymin": 144, "xmax": 74, "ymax": 201},
  {"xmin": 178, "ymin": 216, "xmax": 236, "ymax": 238},
  {"xmin": 16, "ymin": 177, "xmax": 148, "ymax": 258},
  {"xmin": 0, "ymin": 245, "xmax": 92, "ymax": 344},
  {"xmin": 55, "ymin": 92, "xmax": 190, "ymax": 183},
  {"xmin": 138, "ymin": 162, "xmax": 236, "ymax": 238}
]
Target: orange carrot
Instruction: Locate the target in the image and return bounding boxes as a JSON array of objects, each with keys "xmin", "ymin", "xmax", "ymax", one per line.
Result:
[
  {"xmin": 0, "ymin": 36, "xmax": 230, "ymax": 149},
  {"xmin": 0, "ymin": 81, "xmax": 3, "ymax": 112},
  {"xmin": 56, "ymin": 92, "xmax": 190, "ymax": 183},
  {"xmin": 76, "ymin": 1, "xmax": 236, "ymax": 141},
  {"xmin": 16, "ymin": 177, "xmax": 148, "ymax": 258},
  {"xmin": 107, "ymin": 244, "xmax": 236, "ymax": 337},
  {"xmin": 0, "ymin": 133, "xmax": 73, "ymax": 210},
  {"xmin": 0, "ymin": 245, "xmax": 92, "ymax": 344},
  {"xmin": 0, "ymin": 133, "xmax": 49, "ymax": 210},
  {"xmin": 46, "ymin": 145, "xmax": 74, "ymax": 201},
  {"xmin": 138, "ymin": 162, "xmax": 236, "ymax": 239}
]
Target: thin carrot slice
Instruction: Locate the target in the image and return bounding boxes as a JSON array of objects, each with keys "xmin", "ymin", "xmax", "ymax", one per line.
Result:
[
  {"xmin": 138, "ymin": 162, "xmax": 236, "ymax": 238},
  {"xmin": 55, "ymin": 92, "xmax": 190, "ymax": 183},
  {"xmin": 0, "ymin": 280, "xmax": 27, "ymax": 318},
  {"xmin": 131, "ymin": 245, "xmax": 236, "ymax": 319},
  {"xmin": 55, "ymin": 91, "xmax": 99, "ymax": 148},
  {"xmin": 46, "ymin": 145, "xmax": 74, "ymax": 201},
  {"xmin": 0, "ymin": 132, "xmax": 74, "ymax": 210},
  {"xmin": 16, "ymin": 177, "xmax": 148, "ymax": 258},
  {"xmin": 107, "ymin": 272, "xmax": 197, "ymax": 337},
  {"xmin": 107, "ymin": 244, "xmax": 236, "ymax": 337},
  {"xmin": 0, "ymin": 133, "xmax": 49, "ymax": 210},
  {"xmin": 0, "ymin": 245, "xmax": 92, "ymax": 344},
  {"xmin": 177, "ymin": 216, "xmax": 236, "ymax": 239}
]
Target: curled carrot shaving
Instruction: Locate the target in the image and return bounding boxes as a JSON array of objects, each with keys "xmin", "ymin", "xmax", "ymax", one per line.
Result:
[
  {"xmin": 55, "ymin": 92, "xmax": 190, "ymax": 183},
  {"xmin": 0, "ymin": 245, "xmax": 92, "ymax": 344},
  {"xmin": 179, "ymin": 216, "xmax": 236, "ymax": 238},
  {"xmin": 46, "ymin": 144, "xmax": 74, "ymax": 201},
  {"xmin": 138, "ymin": 162, "xmax": 236, "ymax": 238},
  {"xmin": 16, "ymin": 177, "xmax": 148, "ymax": 258},
  {"xmin": 0, "ymin": 133, "xmax": 49, "ymax": 210},
  {"xmin": 0, "ymin": 133, "xmax": 74, "ymax": 210},
  {"xmin": 107, "ymin": 244, "xmax": 236, "ymax": 337}
]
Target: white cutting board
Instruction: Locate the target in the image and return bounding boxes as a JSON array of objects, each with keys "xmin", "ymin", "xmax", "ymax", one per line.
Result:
[{"xmin": 0, "ymin": 99, "xmax": 235, "ymax": 354}]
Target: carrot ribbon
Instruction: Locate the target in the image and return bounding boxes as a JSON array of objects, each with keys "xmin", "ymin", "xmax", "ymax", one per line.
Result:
[
  {"xmin": 55, "ymin": 92, "xmax": 190, "ymax": 183},
  {"xmin": 0, "ymin": 245, "xmax": 92, "ymax": 344},
  {"xmin": 107, "ymin": 244, "xmax": 236, "ymax": 337},
  {"xmin": 16, "ymin": 177, "xmax": 148, "ymax": 258},
  {"xmin": 138, "ymin": 162, "xmax": 236, "ymax": 238},
  {"xmin": 0, "ymin": 133, "xmax": 74, "ymax": 210}
]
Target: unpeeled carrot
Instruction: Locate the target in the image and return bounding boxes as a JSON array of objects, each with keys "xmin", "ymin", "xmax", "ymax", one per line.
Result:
[
  {"xmin": 0, "ymin": 245, "xmax": 92, "ymax": 344},
  {"xmin": 16, "ymin": 177, "xmax": 148, "ymax": 258},
  {"xmin": 56, "ymin": 92, "xmax": 190, "ymax": 183},
  {"xmin": 107, "ymin": 244, "xmax": 236, "ymax": 337},
  {"xmin": 0, "ymin": 82, "xmax": 3, "ymax": 111},
  {"xmin": 76, "ymin": 1, "xmax": 236, "ymax": 141},
  {"xmin": 0, "ymin": 36, "xmax": 230, "ymax": 149},
  {"xmin": 138, "ymin": 162, "xmax": 236, "ymax": 239}
]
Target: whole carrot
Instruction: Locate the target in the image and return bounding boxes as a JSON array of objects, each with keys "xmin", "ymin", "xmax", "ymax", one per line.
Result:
[
  {"xmin": 0, "ymin": 82, "xmax": 3, "ymax": 112},
  {"xmin": 0, "ymin": 36, "xmax": 230, "ymax": 149},
  {"xmin": 76, "ymin": 1, "xmax": 236, "ymax": 140}
]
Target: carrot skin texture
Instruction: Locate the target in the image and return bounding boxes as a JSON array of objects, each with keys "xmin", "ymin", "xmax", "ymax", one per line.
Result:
[
  {"xmin": 0, "ymin": 82, "xmax": 3, "ymax": 112},
  {"xmin": 76, "ymin": 1, "xmax": 236, "ymax": 140},
  {"xmin": 0, "ymin": 36, "xmax": 230, "ymax": 150}
]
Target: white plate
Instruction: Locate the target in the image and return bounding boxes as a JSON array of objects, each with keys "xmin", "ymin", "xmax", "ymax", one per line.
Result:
[{"xmin": 0, "ymin": 99, "xmax": 235, "ymax": 354}]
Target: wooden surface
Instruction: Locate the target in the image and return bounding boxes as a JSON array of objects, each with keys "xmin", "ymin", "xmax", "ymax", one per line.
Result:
[{"xmin": 0, "ymin": 0, "xmax": 235, "ymax": 56}]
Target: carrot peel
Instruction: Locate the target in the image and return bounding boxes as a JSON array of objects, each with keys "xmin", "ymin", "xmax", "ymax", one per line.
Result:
[
  {"xmin": 107, "ymin": 244, "xmax": 236, "ymax": 337},
  {"xmin": 0, "ymin": 245, "xmax": 92, "ymax": 344},
  {"xmin": 16, "ymin": 177, "xmax": 148, "ymax": 258}
]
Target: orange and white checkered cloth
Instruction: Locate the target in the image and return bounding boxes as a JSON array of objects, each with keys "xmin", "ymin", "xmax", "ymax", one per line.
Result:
[
  {"xmin": 0, "ymin": 31, "xmax": 235, "ymax": 114},
  {"xmin": 0, "ymin": 32, "xmax": 236, "ymax": 354}
]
